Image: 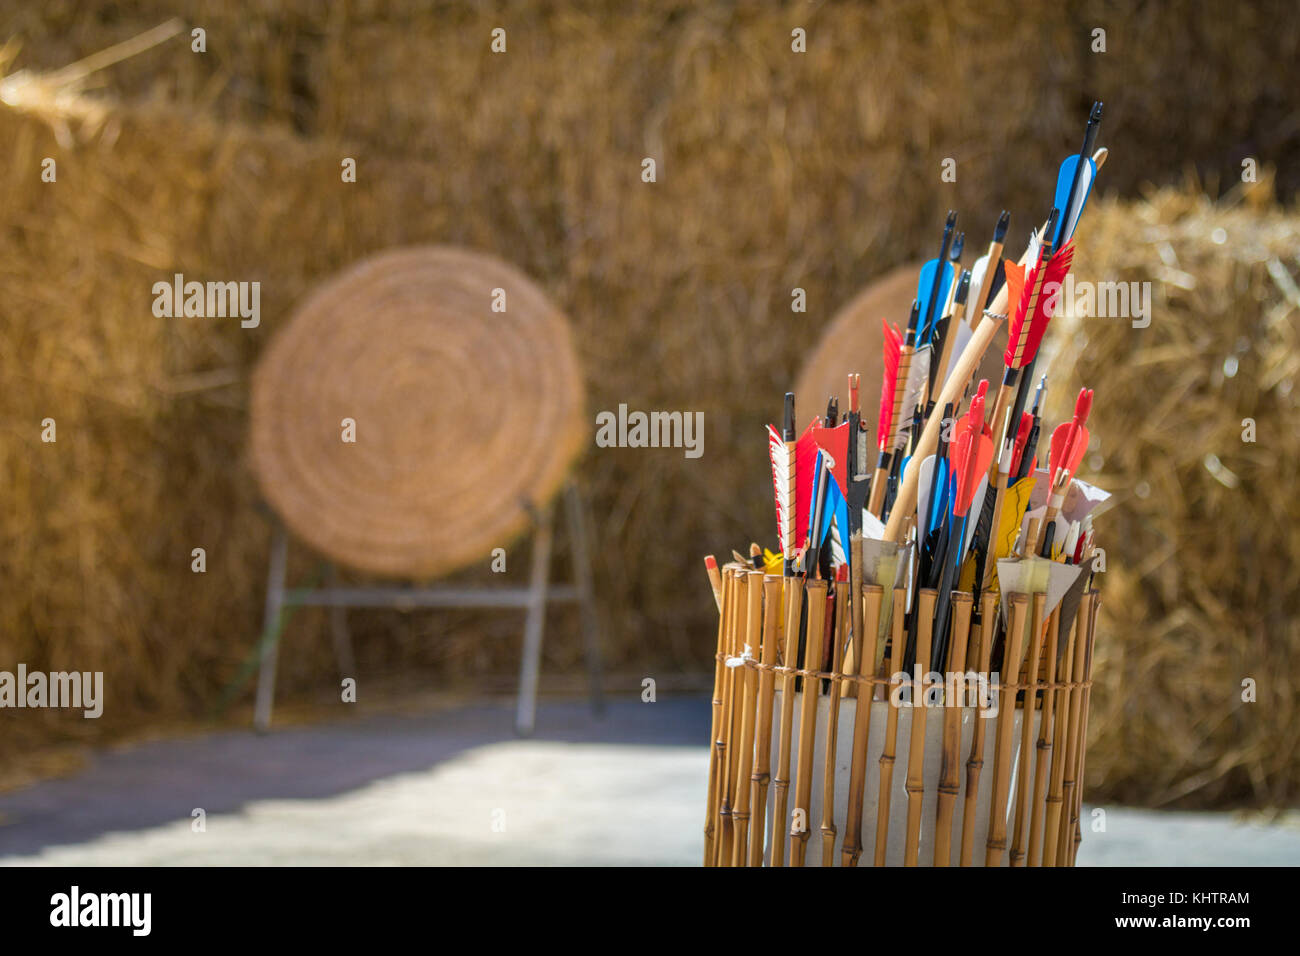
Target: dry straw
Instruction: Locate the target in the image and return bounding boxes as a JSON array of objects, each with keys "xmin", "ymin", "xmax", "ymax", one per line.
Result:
[
  {"xmin": 1044, "ymin": 183, "xmax": 1300, "ymax": 808},
  {"xmin": 2, "ymin": 3, "xmax": 1298, "ymax": 809}
]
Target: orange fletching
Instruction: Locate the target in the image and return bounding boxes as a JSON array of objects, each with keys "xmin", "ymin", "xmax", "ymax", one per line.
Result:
[{"xmin": 1004, "ymin": 243, "xmax": 1075, "ymax": 369}]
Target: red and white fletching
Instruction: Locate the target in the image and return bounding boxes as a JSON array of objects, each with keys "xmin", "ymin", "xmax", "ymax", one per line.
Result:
[{"xmin": 1049, "ymin": 387, "xmax": 1093, "ymax": 485}]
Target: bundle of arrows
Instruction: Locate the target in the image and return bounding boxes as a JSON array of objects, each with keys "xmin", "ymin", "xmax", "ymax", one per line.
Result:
[{"xmin": 702, "ymin": 103, "xmax": 1109, "ymax": 867}]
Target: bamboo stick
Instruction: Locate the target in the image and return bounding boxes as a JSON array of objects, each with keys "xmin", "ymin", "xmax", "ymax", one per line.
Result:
[
  {"xmin": 1063, "ymin": 594, "xmax": 1091, "ymax": 866},
  {"xmin": 730, "ymin": 570, "xmax": 765, "ymax": 866},
  {"xmin": 1055, "ymin": 595, "xmax": 1091, "ymax": 865},
  {"xmin": 790, "ymin": 580, "xmax": 828, "ymax": 866},
  {"xmin": 984, "ymin": 592, "xmax": 1030, "ymax": 866},
  {"xmin": 703, "ymin": 570, "xmax": 735, "ymax": 865},
  {"xmin": 840, "ymin": 585, "xmax": 883, "ymax": 866},
  {"xmin": 1069, "ymin": 592, "xmax": 1100, "ymax": 866},
  {"xmin": 872, "ymin": 587, "xmax": 908, "ymax": 866},
  {"xmin": 1022, "ymin": 518, "xmax": 1042, "ymax": 558},
  {"xmin": 1009, "ymin": 594, "xmax": 1046, "ymax": 866},
  {"xmin": 704, "ymin": 555, "xmax": 724, "ymax": 611},
  {"xmin": 934, "ymin": 591, "xmax": 972, "ymax": 866},
  {"xmin": 903, "ymin": 589, "xmax": 938, "ymax": 865},
  {"xmin": 1044, "ymin": 606, "xmax": 1079, "ymax": 866},
  {"xmin": 715, "ymin": 567, "xmax": 746, "ymax": 866},
  {"xmin": 1067, "ymin": 594, "xmax": 1095, "ymax": 865},
  {"xmin": 844, "ymin": 531, "xmax": 866, "ymax": 698},
  {"xmin": 820, "ymin": 579, "xmax": 849, "ymax": 865},
  {"xmin": 769, "ymin": 576, "xmax": 804, "ymax": 867},
  {"xmin": 1026, "ymin": 607, "xmax": 1061, "ymax": 866},
  {"xmin": 1060, "ymin": 590, "xmax": 1092, "ymax": 868},
  {"xmin": 866, "ymin": 463, "xmax": 890, "ymax": 519},
  {"xmin": 959, "ymin": 591, "xmax": 999, "ymax": 865},
  {"xmin": 968, "ymin": 230, "xmax": 1006, "ymax": 332},
  {"xmin": 748, "ymin": 575, "xmax": 783, "ymax": 866}
]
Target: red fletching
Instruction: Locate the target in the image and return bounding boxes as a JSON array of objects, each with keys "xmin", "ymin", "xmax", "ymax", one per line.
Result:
[
  {"xmin": 1003, "ymin": 242, "xmax": 1075, "ymax": 369},
  {"xmin": 951, "ymin": 394, "xmax": 993, "ymax": 516},
  {"xmin": 973, "ymin": 379, "xmax": 990, "ymax": 428},
  {"xmin": 794, "ymin": 420, "xmax": 820, "ymax": 548},
  {"xmin": 876, "ymin": 320, "xmax": 903, "ymax": 451},
  {"xmin": 1010, "ymin": 411, "xmax": 1033, "ymax": 473},
  {"xmin": 967, "ymin": 391, "xmax": 985, "ymax": 438},
  {"xmin": 812, "ymin": 420, "xmax": 850, "ymax": 498},
  {"xmin": 1073, "ymin": 527, "xmax": 1087, "ymax": 563},
  {"xmin": 1073, "ymin": 386, "xmax": 1093, "ymax": 427},
  {"xmin": 1048, "ymin": 387, "xmax": 1093, "ymax": 484}
]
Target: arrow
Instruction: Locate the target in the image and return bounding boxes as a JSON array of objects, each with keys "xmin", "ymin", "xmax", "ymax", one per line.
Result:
[
  {"xmin": 867, "ymin": 300, "xmax": 919, "ymax": 517},
  {"xmin": 1053, "ymin": 101, "xmax": 1103, "ymax": 248},
  {"xmin": 930, "ymin": 389, "xmax": 993, "ymax": 669},
  {"xmin": 1036, "ymin": 387, "xmax": 1093, "ymax": 551}
]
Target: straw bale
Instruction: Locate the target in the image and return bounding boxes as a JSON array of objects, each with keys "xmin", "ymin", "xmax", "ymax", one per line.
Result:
[
  {"xmin": 1042, "ymin": 181, "xmax": 1300, "ymax": 808},
  {"xmin": 1, "ymin": 2, "xmax": 1298, "ymax": 807}
]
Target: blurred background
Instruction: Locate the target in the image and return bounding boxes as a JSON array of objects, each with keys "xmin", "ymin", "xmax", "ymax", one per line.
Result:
[{"xmin": 0, "ymin": 1, "xmax": 1297, "ymax": 863}]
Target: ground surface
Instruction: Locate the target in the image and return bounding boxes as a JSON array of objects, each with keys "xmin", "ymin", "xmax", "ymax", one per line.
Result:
[{"xmin": 1, "ymin": 697, "xmax": 1296, "ymax": 866}]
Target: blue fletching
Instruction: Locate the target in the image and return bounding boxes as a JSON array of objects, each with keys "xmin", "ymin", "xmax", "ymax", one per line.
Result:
[
  {"xmin": 1053, "ymin": 154, "xmax": 1097, "ymax": 247},
  {"xmin": 819, "ymin": 474, "xmax": 850, "ymax": 546},
  {"xmin": 915, "ymin": 259, "xmax": 954, "ymax": 346},
  {"xmin": 925, "ymin": 460, "xmax": 949, "ymax": 538},
  {"xmin": 807, "ymin": 452, "xmax": 825, "ymax": 534}
]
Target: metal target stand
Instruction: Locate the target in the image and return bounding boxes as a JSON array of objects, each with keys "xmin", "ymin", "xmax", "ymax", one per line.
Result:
[{"xmin": 253, "ymin": 481, "xmax": 603, "ymax": 736}]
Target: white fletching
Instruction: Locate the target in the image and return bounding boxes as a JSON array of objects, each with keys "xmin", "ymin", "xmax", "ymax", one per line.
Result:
[
  {"xmin": 828, "ymin": 516, "xmax": 847, "ymax": 568},
  {"xmin": 969, "ymin": 253, "xmax": 989, "ymax": 306},
  {"xmin": 891, "ymin": 345, "xmax": 931, "ymax": 451},
  {"xmin": 1062, "ymin": 160, "xmax": 1095, "ymax": 243},
  {"xmin": 1025, "ymin": 223, "xmax": 1048, "ymax": 268},
  {"xmin": 767, "ymin": 425, "xmax": 791, "ymax": 550}
]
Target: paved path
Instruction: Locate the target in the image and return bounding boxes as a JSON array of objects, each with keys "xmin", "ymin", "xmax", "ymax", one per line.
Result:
[{"xmin": 1, "ymin": 697, "xmax": 1296, "ymax": 865}]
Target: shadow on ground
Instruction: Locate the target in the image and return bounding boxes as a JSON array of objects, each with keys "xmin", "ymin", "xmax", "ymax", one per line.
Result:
[{"xmin": 0, "ymin": 696, "xmax": 708, "ymax": 859}]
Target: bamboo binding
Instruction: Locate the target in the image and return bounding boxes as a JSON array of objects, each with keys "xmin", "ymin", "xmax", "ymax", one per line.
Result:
[{"xmin": 704, "ymin": 563, "xmax": 1100, "ymax": 866}]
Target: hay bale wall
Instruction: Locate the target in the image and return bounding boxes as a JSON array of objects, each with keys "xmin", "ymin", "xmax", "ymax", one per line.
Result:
[
  {"xmin": 1044, "ymin": 184, "xmax": 1300, "ymax": 808},
  {"xmin": 1, "ymin": 1, "xmax": 1297, "ymax": 805}
]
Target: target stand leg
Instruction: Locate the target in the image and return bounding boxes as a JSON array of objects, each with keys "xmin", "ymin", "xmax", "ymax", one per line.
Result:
[
  {"xmin": 564, "ymin": 482, "xmax": 604, "ymax": 717},
  {"xmin": 326, "ymin": 563, "xmax": 357, "ymax": 680},
  {"xmin": 515, "ymin": 504, "xmax": 555, "ymax": 737},
  {"xmin": 254, "ymin": 487, "xmax": 590, "ymax": 736},
  {"xmin": 254, "ymin": 525, "xmax": 289, "ymax": 733}
]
